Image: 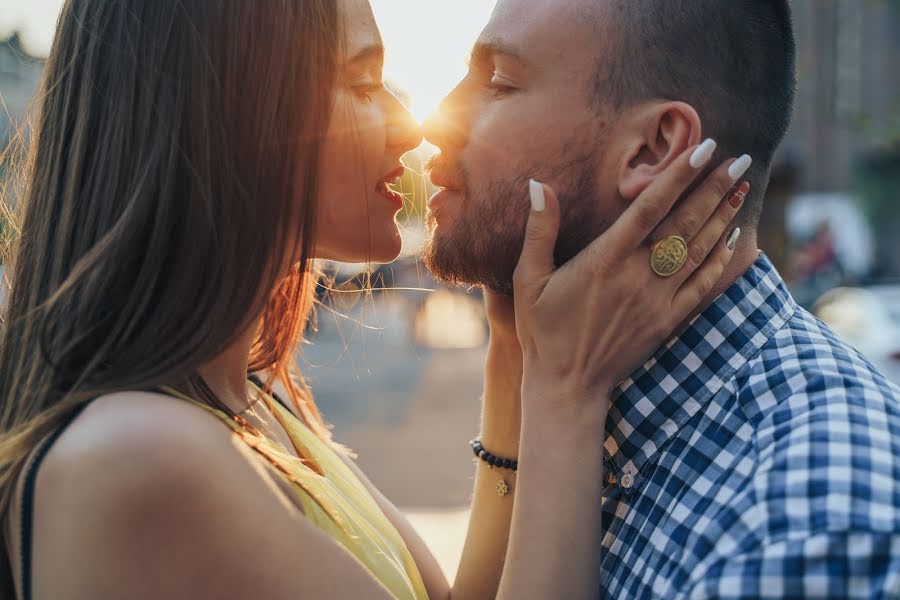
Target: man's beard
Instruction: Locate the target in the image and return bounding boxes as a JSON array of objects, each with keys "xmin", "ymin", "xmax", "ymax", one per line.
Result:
[{"xmin": 422, "ymin": 149, "xmax": 608, "ymax": 295}]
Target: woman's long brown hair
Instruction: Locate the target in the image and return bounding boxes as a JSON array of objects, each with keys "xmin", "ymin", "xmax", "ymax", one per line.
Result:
[{"xmin": 0, "ymin": 0, "xmax": 342, "ymax": 593}]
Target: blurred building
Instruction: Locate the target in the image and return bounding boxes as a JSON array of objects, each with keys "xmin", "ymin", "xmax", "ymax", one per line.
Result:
[
  {"xmin": 781, "ymin": 0, "xmax": 900, "ymax": 189},
  {"xmin": 767, "ymin": 0, "xmax": 900, "ymax": 279}
]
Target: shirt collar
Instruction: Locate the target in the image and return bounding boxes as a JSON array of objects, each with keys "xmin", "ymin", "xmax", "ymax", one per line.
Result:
[{"xmin": 604, "ymin": 253, "xmax": 797, "ymax": 485}]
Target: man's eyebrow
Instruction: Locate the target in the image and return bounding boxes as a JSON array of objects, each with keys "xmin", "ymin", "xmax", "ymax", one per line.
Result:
[
  {"xmin": 347, "ymin": 44, "xmax": 385, "ymax": 65},
  {"xmin": 468, "ymin": 39, "xmax": 528, "ymax": 67}
]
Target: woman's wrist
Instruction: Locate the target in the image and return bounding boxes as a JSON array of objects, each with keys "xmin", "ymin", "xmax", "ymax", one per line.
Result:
[
  {"xmin": 485, "ymin": 336, "xmax": 522, "ymax": 381},
  {"xmin": 486, "ymin": 325, "xmax": 521, "ymax": 359},
  {"xmin": 520, "ymin": 375, "xmax": 611, "ymax": 431},
  {"xmin": 480, "ymin": 408, "xmax": 521, "ymax": 456},
  {"xmin": 481, "ymin": 388, "xmax": 522, "ymax": 457},
  {"xmin": 481, "ymin": 338, "xmax": 524, "ymax": 455}
]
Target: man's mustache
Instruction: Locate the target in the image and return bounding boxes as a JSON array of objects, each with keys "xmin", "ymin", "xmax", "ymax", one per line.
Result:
[{"xmin": 424, "ymin": 153, "xmax": 466, "ymax": 190}]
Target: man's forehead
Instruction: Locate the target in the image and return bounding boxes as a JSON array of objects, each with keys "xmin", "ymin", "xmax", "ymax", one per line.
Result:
[
  {"xmin": 490, "ymin": 0, "xmax": 598, "ymax": 22},
  {"xmin": 482, "ymin": 0, "xmax": 607, "ymax": 67}
]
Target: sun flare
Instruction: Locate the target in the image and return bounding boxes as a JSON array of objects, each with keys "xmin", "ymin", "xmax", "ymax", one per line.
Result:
[
  {"xmin": 3, "ymin": 1, "xmax": 497, "ymax": 125},
  {"xmin": 370, "ymin": 0, "xmax": 497, "ymax": 123}
]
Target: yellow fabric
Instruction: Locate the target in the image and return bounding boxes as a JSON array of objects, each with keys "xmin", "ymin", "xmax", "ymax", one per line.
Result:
[{"xmin": 163, "ymin": 384, "xmax": 428, "ymax": 600}]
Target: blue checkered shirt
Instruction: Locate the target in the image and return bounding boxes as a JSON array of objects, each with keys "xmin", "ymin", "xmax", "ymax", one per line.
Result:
[{"xmin": 600, "ymin": 254, "xmax": 900, "ymax": 599}]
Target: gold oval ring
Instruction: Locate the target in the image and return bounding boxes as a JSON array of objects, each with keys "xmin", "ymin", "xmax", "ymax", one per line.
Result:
[{"xmin": 650, "ymin": 235, "xmax": 689, "ymax": 277}]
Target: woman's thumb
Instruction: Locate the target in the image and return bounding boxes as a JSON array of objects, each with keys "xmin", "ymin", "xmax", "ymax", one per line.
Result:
[{"xmin": 515, "ymin": 179, "xmax": 561, "ymax": 286}]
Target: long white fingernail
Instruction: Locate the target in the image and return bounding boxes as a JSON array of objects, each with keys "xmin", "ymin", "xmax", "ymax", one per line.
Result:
[
  {"xmin": 727, "ymin": 227, "xmax": 742, "ymax": 251},
  {"xmin": 728, "ymin": 154, "xmax": 753, "ymax": 182},
  {"xmin": 529, "ymin": 179, "xmax": 545, "ymax": 212},
  {"xmin": 689, "ymin": 138, "xmax": 717, "ymax": 169}
]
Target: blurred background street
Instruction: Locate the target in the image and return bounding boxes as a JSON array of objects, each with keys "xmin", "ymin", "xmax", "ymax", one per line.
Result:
[
  {"xmin": 303, "ymin": 283, "xmax": 488, "ymax": 578},
  {"xmin": 2, "ymin": 0, "xmax": 900, "ymax": 580}
]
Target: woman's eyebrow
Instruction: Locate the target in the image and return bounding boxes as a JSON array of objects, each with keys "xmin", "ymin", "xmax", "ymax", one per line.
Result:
[{"xmin": 347, "ymin": 44, "xmax": 385, "ymax": 66}]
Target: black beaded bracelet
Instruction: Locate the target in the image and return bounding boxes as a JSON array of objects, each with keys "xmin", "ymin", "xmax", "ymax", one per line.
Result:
[{"xmin": 469, "ymin": 438, "xmax": 518, "ymax": 472}]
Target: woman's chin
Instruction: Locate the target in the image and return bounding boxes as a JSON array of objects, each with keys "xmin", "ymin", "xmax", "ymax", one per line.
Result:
[
  {"xmin": 320, "ymin": 234, "xmax": 402, "ymax": 264},
  {"xmin": 369, "ymin": 238, "xmax": 403, "ymax": 264},
  {"xmin": 368, "ymin": 227, "xmax": 403, "ymax": 263}
]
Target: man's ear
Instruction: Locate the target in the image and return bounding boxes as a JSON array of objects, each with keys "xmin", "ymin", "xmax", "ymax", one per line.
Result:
[{"xmin": 617, "ymin": 102, "xmax": 703, "ymax": 201}]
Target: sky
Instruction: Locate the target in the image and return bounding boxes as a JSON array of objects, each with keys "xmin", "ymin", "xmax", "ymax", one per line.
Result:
[{"xmin": 0, "ymin": 0, "xmax": 498, "ymax": 122}]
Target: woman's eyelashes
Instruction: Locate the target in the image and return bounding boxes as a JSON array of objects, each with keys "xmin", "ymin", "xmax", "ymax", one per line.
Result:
[
  {"xmin": 353, "ymin": 82, "xmax": 385, "ymax": 101},
  {"xmin": 348, "ymin": 69, "xmax": 386, "ymax": 102}
]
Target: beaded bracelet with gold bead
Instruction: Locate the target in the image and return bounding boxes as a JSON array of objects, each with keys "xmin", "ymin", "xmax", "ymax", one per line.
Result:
[{"xmin": 469, "ymin": 438, "xmax": 518, "ymax": 471}]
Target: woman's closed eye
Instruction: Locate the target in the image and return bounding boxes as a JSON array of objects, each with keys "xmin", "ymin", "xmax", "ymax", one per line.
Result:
[
  {"xmin": 348, "ymin": 70, "xmax": 385, "ymax": 102},
  {"xmin": 353, "ymin": 82, "xmax": 385, "ymax": 101}
]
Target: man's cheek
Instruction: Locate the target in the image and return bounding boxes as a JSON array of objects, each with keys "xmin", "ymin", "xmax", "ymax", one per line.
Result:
[{"xmin": 471, "ymin": 114, "xmax": 546, "ymax": 159}]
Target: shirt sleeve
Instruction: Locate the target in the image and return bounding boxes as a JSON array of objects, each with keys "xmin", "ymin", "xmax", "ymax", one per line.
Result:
[{"xmin": 684, "ymin": 531, "xmax": 900, "ymax": 599}]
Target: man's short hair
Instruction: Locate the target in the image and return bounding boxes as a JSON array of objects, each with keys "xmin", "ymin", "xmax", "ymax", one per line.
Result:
[{"xmin": 594, "ymin": 0, "xmax": 797, "ymax": 226}]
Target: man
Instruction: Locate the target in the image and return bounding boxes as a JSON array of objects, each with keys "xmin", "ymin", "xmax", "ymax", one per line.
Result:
[{"xmin": 423, "ymin": 0, "xmax": 900, "ymax": 597}]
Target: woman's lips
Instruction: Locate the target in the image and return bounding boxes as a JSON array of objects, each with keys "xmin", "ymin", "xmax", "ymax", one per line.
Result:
[
  {"xmin": 376, "ymin": 181, "xmax": 404, "ymax": 206},
  {"xmin": 375, "ymin": 166, "xmax": 406, "ymax": 207},
  {"xmin": 379, "ymin": 166, "xmax": 405, "ymax": 183}
]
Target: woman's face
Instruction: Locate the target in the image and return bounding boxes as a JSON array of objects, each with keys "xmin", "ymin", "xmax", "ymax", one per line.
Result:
[{"xmin": 315, "ymin": 0, "xmax": 422, "ymax": 264}]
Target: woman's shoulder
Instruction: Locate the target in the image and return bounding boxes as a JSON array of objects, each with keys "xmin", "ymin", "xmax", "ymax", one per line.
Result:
[
  {"xmin": 35, "ymin": 390, "xmax": 253, "ymax": 531},
  {"xmin": 28, "ymin": 390, "xmax": 395, "ymax": 599},
  {"xmin": 20, "ymin": 392, "xmax": 248, "ymax": 596},
  {"xmin": 39, "ymin": 391, "xmax": 237, "ymax": 490},
  {"xmin": 37, "ymin": 390, "xmax": 283, "ymax": 528},
  {"xmin": 53, "ymin": 390, "xmax": 231, "ymax": 459}
]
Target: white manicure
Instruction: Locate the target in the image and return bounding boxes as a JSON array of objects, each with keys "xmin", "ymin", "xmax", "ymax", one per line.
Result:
[
  {"xmin": 689, "ymin": 138, "xmax": 717, "ymax": 169},
  {"xmin": 529, "ymin": 179, "xmax": 546, "ymax": 212},
  {"xmin": 727, "ymin": 227, "xmax": 742, "ymax": 251},
  {"xmin": 729, "ymin": 154, "xmax": 753, "ymax": 182}
]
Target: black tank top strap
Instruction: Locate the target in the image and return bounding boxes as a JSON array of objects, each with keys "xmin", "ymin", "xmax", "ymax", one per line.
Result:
[
  {"xmin": 19, "ymin": 402, "xmax": 91, "ymax": 600},
  {"xmin": 247, "ymin": 374, "xmax": 293, "ymax": 414}
]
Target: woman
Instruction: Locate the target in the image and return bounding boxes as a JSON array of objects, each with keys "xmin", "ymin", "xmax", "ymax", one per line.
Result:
[{"xmin": 0, "ymin": 0, "xmax": 746, "ymax": 598}]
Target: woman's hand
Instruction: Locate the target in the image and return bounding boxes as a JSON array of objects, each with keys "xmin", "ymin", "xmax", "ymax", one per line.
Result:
[
  {"xmin": 514, "ymin": 141, "xmax": 750, "ymax": 403},
  {"xmin": 496, "ymin": 141, "xmax": 750, "ymax": 600}
]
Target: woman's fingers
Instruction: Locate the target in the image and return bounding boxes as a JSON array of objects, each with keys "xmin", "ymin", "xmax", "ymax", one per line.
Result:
[
  {"xmin": 513, "ymin": 180, "xmax": 561, "ymax": 303},
  {"xmin": 603, "ymin": 138, "xmax": 719, "ymax": 256},
  {"xmin": 651, "ymin": 154, "xmax": 752, "ymax": 245},
  {"xmin": 671, "ymin": 226, "xmax": 740, "ymax": 318},
  {"xmin": 667, "ymin": 181, "xmax": 749, "ymax": 286},
  {"xmin": 512, "ymin": 144, "xmax": 751, "ymax": 398}
]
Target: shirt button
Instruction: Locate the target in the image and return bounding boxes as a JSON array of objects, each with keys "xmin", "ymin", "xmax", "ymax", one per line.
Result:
[{"xmin": 620, "ymin": 473, "xmax": 634, "ymax": 489}]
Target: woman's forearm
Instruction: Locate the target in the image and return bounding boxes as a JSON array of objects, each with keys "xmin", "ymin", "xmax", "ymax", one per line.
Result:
[
  {"xmin": 451, "ymin": 336, "xmax": 522, "ymax": 599},
  {"xmin": 497, "ymin": 385, "xmax": 608, "ymax": 600}
]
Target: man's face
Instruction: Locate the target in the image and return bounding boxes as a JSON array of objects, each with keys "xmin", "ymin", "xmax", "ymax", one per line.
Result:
[{"xmin": 422, "ymin": 0, "xmax": 626, "ymax": 294}]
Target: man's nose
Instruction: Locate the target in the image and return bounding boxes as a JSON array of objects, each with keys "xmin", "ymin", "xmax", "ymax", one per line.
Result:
[{"xmin": 423, "ymin": 84, "xmax": 469, "ymax": 151}]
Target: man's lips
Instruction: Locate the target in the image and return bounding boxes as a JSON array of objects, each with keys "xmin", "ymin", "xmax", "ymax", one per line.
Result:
[
  {"xmin": 428, "ymin": 170, "xmax": 461, "ymax": 190},
  {"xmin": 426, "ymin": 179, "xmax": 463, "ymax": 211},
  {"xmin": 425, "ymin": 153, "xmax": 464, "ymax": 190}
]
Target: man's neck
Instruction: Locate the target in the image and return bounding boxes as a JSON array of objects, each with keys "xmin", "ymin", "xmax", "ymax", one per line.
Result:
[{"xmin": 678, "ymin": 233, "xmax": 760, "ymax": 330}]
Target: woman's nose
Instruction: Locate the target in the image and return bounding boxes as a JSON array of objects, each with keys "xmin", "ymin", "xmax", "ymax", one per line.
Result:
[{"xmin": 387, "ymin": 97, "xmax": 424, "ymax": 154}]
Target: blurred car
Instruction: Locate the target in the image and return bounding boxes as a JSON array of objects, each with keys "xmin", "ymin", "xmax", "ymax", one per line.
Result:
[{"xmin": 812, "ymin": 285, "xmax": 900, "ymax": 385}]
